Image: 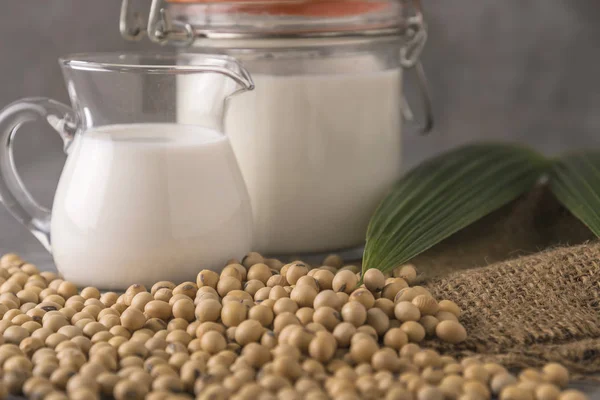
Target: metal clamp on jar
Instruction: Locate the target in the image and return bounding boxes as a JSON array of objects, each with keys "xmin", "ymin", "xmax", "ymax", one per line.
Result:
[{"xmin": 120, "ymin": 0, "xmax": 433, "ymax": 256}]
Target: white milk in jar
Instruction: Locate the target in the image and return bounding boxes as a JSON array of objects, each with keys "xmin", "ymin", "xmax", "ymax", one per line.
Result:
[
  {"xmin": 178, "ymin": 67, "xmax": 403, "ymax": 254},
  {"xmin": 51, "ymin": 123, "xmax": 252, "ymax": 288}
]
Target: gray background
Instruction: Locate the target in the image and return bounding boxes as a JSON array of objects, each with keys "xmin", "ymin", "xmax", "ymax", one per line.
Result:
[
  {"xmin": 0, "ymin": 1, "xmax": 599, "ymax": 396},
  {"xmin": 2, "ymin": 0, "xmax": 600, "ymax": 261}
]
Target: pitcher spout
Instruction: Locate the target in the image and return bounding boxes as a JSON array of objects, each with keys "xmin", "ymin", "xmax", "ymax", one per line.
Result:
[
  {"xmin": 186, "ymin": 54, "xmax": 255, "ymax": 97},
  {"xmin": 222, "ymin": 58, "xmax": 255, "ymax": 96}
]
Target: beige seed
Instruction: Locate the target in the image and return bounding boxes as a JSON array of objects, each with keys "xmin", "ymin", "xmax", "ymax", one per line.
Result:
[
  {"xmin": 464, "ymin": 364, "xmax": 491, "ymax": 383},
  {"xmin": 43, "ymin": 314, "xmax": 68, "ymax": 332},
  {"xmin": 269, "ymin": 286, "xmax": 289, "ymax": 301},
  {"xmin": 435, "ymin": 320, "xmax": 467, "ymax": 344},
  {"xmin": 56, "ymin": 281, "xmax": 77, "ymax": 299},
  {"xmin": 417, "ymin": 385, "xmax": 444, "ymax": 400},
  {"xmin": 196, "ymin": 270, "xmax": 219, "ymax": 289},
  {"xmin": 349, "ymin": 289, "xmax": 375, "ymax": 309},
  {"xmin": 129, "ymin": 292, "xmax": 154, "ymax": 311},
  {"xmin": 438, "ymin": 300, "xmax": 461, "ymax": 317},
  {"xmin": 323, "ymin": 254, "xmax": 344, "ymax": 268},
  {"xmin": 273, "ymin": 355, "xmax": 302, "ymax": 380},
  {"xmin": 394, "ymin": 301, "xmax": 421, "ymax": 322},
  {"xmin": 542, "ymin": 363, "xmax": 570, "ymax": 388},
  {"xmin": 332, "ymin": 323, "xmax": 356, "ymax": 348},
  {"xmin": 381, "ymin": 279, "xmax": 409, "ymax": 301},
  {"xmin": 266, "ymin": 275, "xmax": 287, "ymax": 288},
  {"xmin": 483, "ymin": 362, "xmax": 507, "ymax": 376},
  {"xmin": 371, "ymin": 347, "xmax": 399, "ymax": 372},
  {"xmin": 273, "ymin": 312, "xmax": 300, "ymax": 333},
  {"xmin": 172, "ymin": 299, "xmax": 195, "ymax": 322},
  {"xmin": 499, "ymin": 385, "xmax": 534, "ymax": 400},
  {"xmin": 242, "ymin": 343, "xmax": 271, "ymax": 368},
  {"xmin": 290, "ymin": 285, "xmax": 317, "ymax": 308},
  {"xmin": 313, "ymin": 307, "xmax": 342, "ymax": 331},
  {"xmin": 173, "ymin": 282, "xmax": 197, "ymax": 298},
  {"xmin": 308, "ymin": 331, "xmax": 337, "ymax": 363},
  {"xmin": 264, "ymin": 258, "xmax": 284, "ymax": 271},
  {"xmin": 400, "ymin": 321, "xmax": 426, "ymax": 343},
  {"xmin": 340, "ymin": 264, "xmax": 359, "ymax": 274},
  {"xmin": 419, "ymin": 316, "xmax": 439, "ymax": 337},
  {"xmin": 243, "ymin": 280, "xmax": 265, "ymax": 297},
  {"xmin": 520, "ymin": 368, "xmax": 544, "ymax": 382},
  {"xmin": 313, "ymin": 290, "xmax": 342, "ymax": 311},
  {"xmin": 118, "ymin": 341, "xmax": 149, "ymax": 359},
  {"xmin": 113, "ymin": 379, "xmax": 146, "ymax": 400},
  {"xmin": 235, "ymin": 320, "xmax": 263, "ymax": 346},
  {"xmin": 374, "ymin": 298, "xmax": 395, "ymax": 318},
  {"xmin": 4, "ymin": 325, "xmax": 29, "ymax": 344},
  {"xmin": 350, "ymin": 338, "xmax": 378, "ymax": 364},
  {"xmin": 273, "ymin": 297, "xmax": 299, "ymax": 315},
  {"xmin": 221, "ymin": 265, "xmax": 243, "ymax": 281},
  {"xmin": 100, "ymin": 292, "xmax": 119, "ymax": 307},
  {"xmin": 357, "ymin": 325, "xmax": 378, "ymax": 341},
  {"xmin": 364, "ymin": 269, "xmax": 386, "ymax": 294},
  {"xmin": 293, "ymin": 307, "xmax": 313, "ymax": 325},
  {"xmin": 340, "ymin": 301, "xmax": 367, "ymax": 327},
  {"xmin": 194, "ymin": 299, "xmax": 222, "ymax": 323},
  {"xmin": 120, "ymin": 308, "xmax": 146, "ymax": 331},
  {"xmin": 332, "ymin": 270, "xmax": 358, "ymax": 294},
  {"xmin": 435, "ymin": 311, "xmax": 459, "ymax": 322},
  {"xmin": 217, "ymin": 276, "xmax": 242, "ymax": 297},
  {"xmin": 247, "ymin": 263, "xmax": 273, "ymax": 284},
  {"xmin": 153, "ymin": 288, "xmax": 173, "ymax": 303},
  {"xmin": 221, "ymin": 301, "xmax": 248, "ymax": 327},
  {"xmin": 286, "ymin": 263, "xmax": 310, "ymax": 286},
  {"xmin": 83, "ymin": 322, "xmax": 107, "ymax": 338},
  {"xmin": 535, "ymin": 384, "xmax": 561, "ymax": 400},
  {"xmin": 394, "ymin": 288, "xmax": 418, "ymax": 303},
  {"xmin": 313, "ymin": 270, "xmax": 335, "ymax": 291},
  {"xmin": 383, "ymin": 328, "xmax": 409, "ymax": 350},
  {"xmin": 366, "ymin": 308, "xmax": 389, "ymax": 337},
  {"xmin": 144, "ymin": 300, "xmax": 172, "ymax": 321},
  {"xmin": 491, "ymin": 373, "xmax": 518, "ymax": 395},
  {"xmin": 412, "ymin": 295, "xmax": 439, "ymax": 316},
  {"xmin": 166, "ymin": 329, "xmax": 191, "ymax": 345},
  {"xmin": 242, "ymin": 252, "xmax": 264, "ymax": 268},
  {"xmin": 336, "ymin": 292, "xmax": 349, "ymax": 305},
  {"xmin": 557, "ymin": 390, "xmax": 588, "ymax": 400},
  {"xmin": 248, "ymin": 305, "xmax": 274, "ymax": 327},
  {"xmin": 393, "ymin": 264, "xmax": 417, "ymax": 283}
]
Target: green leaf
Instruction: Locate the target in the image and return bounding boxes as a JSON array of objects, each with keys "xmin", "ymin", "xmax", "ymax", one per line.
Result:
[
  {"xmin": 363, "ymin": 143, "xmax": 548, "ymax": 275},
  {"xmin": 549, "ymin": 152, "xmax": 600, "ymax": 237}
]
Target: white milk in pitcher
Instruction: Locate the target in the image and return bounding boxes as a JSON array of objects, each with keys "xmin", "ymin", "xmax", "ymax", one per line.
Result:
[
  {"xmin": 51, "ymin": 123, "xmax": 252, "ymax": 289},
  {"xmin": 179, "ymin": 68, "xmax": 403, "ymax": 254}
]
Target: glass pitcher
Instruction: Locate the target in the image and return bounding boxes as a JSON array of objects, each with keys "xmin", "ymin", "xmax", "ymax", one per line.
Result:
[{"xmin": 0, "ymin": 53, "xmax": 255, "ymax": 289}]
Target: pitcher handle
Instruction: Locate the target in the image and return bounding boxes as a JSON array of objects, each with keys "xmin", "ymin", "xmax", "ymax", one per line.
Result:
[{"xmin": 0, "ymin": 98, "xmax": 78, "ymax": 252}]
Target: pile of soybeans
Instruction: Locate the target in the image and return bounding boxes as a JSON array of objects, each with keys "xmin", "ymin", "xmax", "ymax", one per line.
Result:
[{"xmin": 0, "ymin": 252, "xmax": 589, "ymax": 400}]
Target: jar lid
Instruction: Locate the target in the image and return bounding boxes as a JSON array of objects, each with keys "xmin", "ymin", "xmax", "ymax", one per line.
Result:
[
  {"xmin": 120, "ymin": 0, "xmax": 425, "ymax": 46},
  {"xmin": 167, "ymin": 0, "xmax": 393, "ymax": 18}
]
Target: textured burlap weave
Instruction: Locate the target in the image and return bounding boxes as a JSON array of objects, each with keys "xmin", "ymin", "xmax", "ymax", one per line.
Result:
[{"xmin": 411, "ymin": 186, "xmax": 600, "ymax": 374}]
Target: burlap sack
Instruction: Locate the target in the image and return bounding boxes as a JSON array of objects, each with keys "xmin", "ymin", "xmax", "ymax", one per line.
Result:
[
  {"xmin": 411, "ymin": 186, "xmax": 599, "ymax": 374},
  {"xmin": 425, "ymin": 243, "xmax": 600, "ymax": 374}
]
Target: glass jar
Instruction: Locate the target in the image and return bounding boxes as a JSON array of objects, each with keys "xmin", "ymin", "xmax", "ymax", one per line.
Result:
[{"xmin": 120, "ymin": 0, "xmax": 432, "ymax": 256}]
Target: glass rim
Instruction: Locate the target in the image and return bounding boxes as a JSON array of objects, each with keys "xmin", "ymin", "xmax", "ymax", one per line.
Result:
[
  {"xmin": 59, "ymin": 51, "xmax": 254, "ymax": 89},
  {"xmin": 59, "ymin": 51, "xmax": 244, "ymax": 74}
]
